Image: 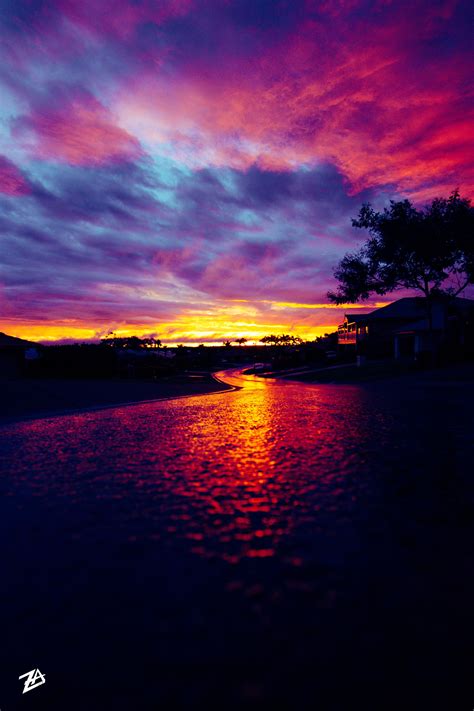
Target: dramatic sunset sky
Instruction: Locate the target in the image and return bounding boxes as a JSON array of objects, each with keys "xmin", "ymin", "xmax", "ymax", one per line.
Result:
[{"xmin": 0, "ymin": 0, "xmax": 472, "ymax": 344}]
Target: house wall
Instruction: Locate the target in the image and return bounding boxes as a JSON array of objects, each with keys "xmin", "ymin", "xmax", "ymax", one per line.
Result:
[{"xmin": 338, "ymin": 300, "xmax": 474, "ymax": 362}]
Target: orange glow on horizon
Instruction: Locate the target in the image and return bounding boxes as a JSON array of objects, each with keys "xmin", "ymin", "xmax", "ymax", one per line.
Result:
[
  {"xmin": 0, "ymin": 299, "xmax": 391, "ymax": 345},
  {"xmin": 0, "ymin": 321, "xmax": 339, "ymax": 346}
]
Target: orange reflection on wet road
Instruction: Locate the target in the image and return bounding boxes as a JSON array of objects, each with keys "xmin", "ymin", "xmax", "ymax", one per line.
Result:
[{"xmin": 1, "ymin": 366, "xmax": 474, "ymax": 708}]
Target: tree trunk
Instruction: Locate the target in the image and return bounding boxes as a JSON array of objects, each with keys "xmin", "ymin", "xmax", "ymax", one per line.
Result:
[{"xmin": 423, "ymin": 282, "xmax": 434, "ymax": 366}]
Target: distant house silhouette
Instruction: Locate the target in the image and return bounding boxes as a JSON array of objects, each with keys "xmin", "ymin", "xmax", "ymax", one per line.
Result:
[
  {"xmin": 337, "ymin": 297, "xmax": 474, "ymax": 361},
  {"xmin": 0, "ymin": 332, "xmax": 40, "ymax": 378}
]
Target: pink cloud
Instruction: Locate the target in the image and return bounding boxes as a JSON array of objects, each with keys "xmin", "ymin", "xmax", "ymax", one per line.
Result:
[
  {"xmin": 0, "ymin": 156, "xmax": 30, "ymax": 195},
  {"xmin": 16, "ymin": 91, "xmax": 142, "ymax": 166},
  {"xmin": 55, "ymin": 0, "xmax": 194, "ymax": 40},
  {"xmin": 114, "ymin": 1, "xmax": 473, "ymax": 200}
]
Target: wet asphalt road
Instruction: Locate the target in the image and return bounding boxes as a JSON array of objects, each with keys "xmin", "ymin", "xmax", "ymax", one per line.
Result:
[{"xmin": 1, "ymin": 369, "xmax": 473, "ymax": 709}]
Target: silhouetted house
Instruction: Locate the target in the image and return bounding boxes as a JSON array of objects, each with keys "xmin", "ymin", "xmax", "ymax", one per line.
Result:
[
  {"xmin": 0, "ymin": 332, "xmax": 40, "ymax": 378},
  {"xmin": 337, "ymin": 297, "xmax": 474, "ymax": 361}
]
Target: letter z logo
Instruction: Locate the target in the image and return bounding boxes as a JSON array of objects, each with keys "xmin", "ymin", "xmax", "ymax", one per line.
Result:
[{"xmin": 19, "ymin": 668, "xmax": 46, "ymax": 694}]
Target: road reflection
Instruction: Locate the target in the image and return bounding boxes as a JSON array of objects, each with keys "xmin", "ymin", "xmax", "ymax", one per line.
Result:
[
  {"xmin": 104, "ymin": 368, "xmax": 371, "ymax": 565},
  {"xmin": 1, "ymin": 367, "xmax": 471, "ymax": 707},
  {"xmin": 0, "ymin": 368, "xmax": 372, "ymax": 568}
]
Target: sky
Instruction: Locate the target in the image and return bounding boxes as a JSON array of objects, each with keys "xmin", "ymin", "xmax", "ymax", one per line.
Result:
[{"xmin": 0, "ymin": 0, "xmax": 472, "ymax": 345}]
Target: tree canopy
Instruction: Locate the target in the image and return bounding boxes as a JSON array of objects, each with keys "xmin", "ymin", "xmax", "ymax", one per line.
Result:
[
  {"xmin": 101, "ymin": 334, "xmax": 162, "ymax": 349},
  {"xmin": 328, "ymin": 190, "xmax": 474, "ymax": 304},
  {"xmin": 260, "ymin": 334, "xmax": 303, "ymax": 346}
]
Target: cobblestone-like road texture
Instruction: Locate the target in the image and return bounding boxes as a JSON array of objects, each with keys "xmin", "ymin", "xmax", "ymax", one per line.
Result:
[{"xmin": 1, "ymin": 368, "xmax": 473, "ymax": 710}]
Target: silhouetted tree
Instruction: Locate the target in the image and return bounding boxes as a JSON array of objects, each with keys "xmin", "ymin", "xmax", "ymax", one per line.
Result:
[
  {"xmin": 235, "ymin": 337, "xmax": 247, "ymax": 346},
  {"xmin": 260, "ymin": 335, "xmax": 279, "ymax": 346},
  {"xmin": 260, "ymin": 334, "xmax": 302, "ymax": 347},
  {"xmin": 328, "ymin": 191, "xmax": 474, "ymax": 309},
  {"xmin": 101, "ymin": 335, "xmax": 162, "ymax": 349},
  {"xmin": 141, "ymin": 337, "xmax": 162, "ymax": 349},
  {"xmin": 222, "ymin": 340, "xmax": 233, "ymax": 348}
]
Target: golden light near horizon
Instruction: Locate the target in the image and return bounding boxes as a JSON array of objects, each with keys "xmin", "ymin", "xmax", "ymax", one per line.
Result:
[
  {"xmin": 0, "ymin": 299, "xmax": 390, "ymax": 345},
  {"xmin": 0, "ymin": 321, "xmax": 338, "ymax": 346}
]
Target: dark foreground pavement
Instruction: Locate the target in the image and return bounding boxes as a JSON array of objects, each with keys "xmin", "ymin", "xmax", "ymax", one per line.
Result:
[{"xmin": 0, "ymin": 374, "xmax": 233, "ymax": 424}]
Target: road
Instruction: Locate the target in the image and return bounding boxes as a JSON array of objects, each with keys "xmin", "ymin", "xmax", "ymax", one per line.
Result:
[{"xmin": 0, "ymin": 369, "xmax": 473, "ymax": 709}]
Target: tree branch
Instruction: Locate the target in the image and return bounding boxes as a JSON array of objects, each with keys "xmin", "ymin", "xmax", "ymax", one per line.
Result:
[{"xmin": 452, "ymin": 277, "xmax": 471, "ymax": 297}]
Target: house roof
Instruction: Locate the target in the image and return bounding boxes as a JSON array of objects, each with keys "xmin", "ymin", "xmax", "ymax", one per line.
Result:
[
  {"xmin": 343, "ymin": 314, "xmax": 369, "ymax": 324},
  {"xmin": 364, "ymin": 297, "xmax": 428, "ymax": 321},
  {"xmin": 0, "ymin": 332, "xmax": 38, "ymax": 349},
  {"xmin": 375, "ymin": 296, "xmax": 474, "ymax": 319},
  {"xmin": 344, "ymin": 296, "xmax": 474, "ymax": 326},
  {"xmin": 343, "ymin": 298, "xmax": 427, "ymax": 325}
]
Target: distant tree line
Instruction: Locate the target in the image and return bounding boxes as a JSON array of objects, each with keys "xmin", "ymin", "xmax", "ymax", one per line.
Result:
[
  {"xmin": 222, "ymin": 334, "xmax": 304, "ymax": 347},
  {"xmin": 100, "ymin": 334, "xmax": 162, "ymax": 349},
  {"xmin": 260, "ymin": 334, "xmax": 303, "ymax": 346}
]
